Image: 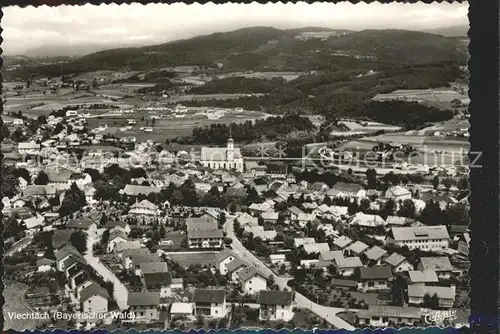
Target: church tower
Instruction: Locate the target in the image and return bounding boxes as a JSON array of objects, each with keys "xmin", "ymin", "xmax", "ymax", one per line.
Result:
[{"xmin": 227, "ymin": 128, "xmax": 234, "ymax": 161}]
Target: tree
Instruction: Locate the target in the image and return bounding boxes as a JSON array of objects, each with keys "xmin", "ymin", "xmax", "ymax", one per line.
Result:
[
  {"xmin": 70, "ymin": 231, "xmax": 87, "ymax": 254},
  {"xmin": 366, "ymin": 168, "xmax": 378, "ymax": 189},
  {"xmin": 422, "ymin": 293, "xmax": 439, "ymax": 309},
  {"xmin": 14, "ymin": 168, "xmax": 31, "ymax": 182},
  {"xmin": 360, "ymin": 198, "xmax": 371, "ymax": 212},
  {"xmin": 442, "ymin": 177, "xmax": 455, "ymax": 191},
  {"xmin": 37, "ymin": 115, "xmax": 47, "ymax": 125},
  {"xmin": 159, "ymin": 224, "xmax": 166, "ymax": 238},
  {"xmin": 100, "ymin": 229, "xmax": 110, "ymax": 246},
  {"xmin": 34, "ymin": 171, "xmax": 49, "ymax": 185},
  {"xmin": 194, "ymin": 315, "xmax": 204, "ymax": 328},
  {"xmin": 398, "ymin": 199, "xmax": 416, "ymax": 218},
  {"xmin": 223, "ymin": 237, "xmax": 232, "ymax": 246},
  {"xmin": 432, "ymin": 176, "xmax": 440, "ymax": 189},
  {"xmin": 347, "ymin": 201, "xmax": 359, "ymax": 215}
]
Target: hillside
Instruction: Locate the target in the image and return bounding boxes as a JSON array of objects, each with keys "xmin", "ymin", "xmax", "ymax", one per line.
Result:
[{"xmin": 8, "ymin": 26, "xmax": 468, "ymax": 80}]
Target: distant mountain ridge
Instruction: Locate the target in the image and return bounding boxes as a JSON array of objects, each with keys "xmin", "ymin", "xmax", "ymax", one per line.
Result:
[
  {"xmin": 9, "ymin": 26, "xmax": 468, "ymax": 79},
  {"xmin": 423, "ymin": 25, "xmax": 469, "ymax": 37}
]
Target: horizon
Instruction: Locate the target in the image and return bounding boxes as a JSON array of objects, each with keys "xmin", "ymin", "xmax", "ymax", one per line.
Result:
[{"xmin": 3, "ymin": 2, "xmax": 468, "ymax": 56}]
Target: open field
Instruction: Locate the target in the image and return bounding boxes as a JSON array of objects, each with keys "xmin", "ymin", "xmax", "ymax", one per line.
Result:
[
  {"xmin": 168, "ymin": 93, "xmax": 267, "ymax": 103},
  {"xmin": 4, "ymin": 282, "xmax": 39, "ymax": 330},
  {"xmin": 166, "ymin": 252, "xmax": 219, "ymax": 267},
  {"xmin": 216, "ymin": 71, "xmax": 307, "ymax": 81},
  {"xmin": 372, "ymin": 88, "xmax": 469, "ymax": 110}
]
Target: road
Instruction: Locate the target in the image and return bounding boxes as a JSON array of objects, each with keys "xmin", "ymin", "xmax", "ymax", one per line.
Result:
[
  {"xmin": 224, "ymin": 218, "xmax": 355, "ymax": 330},
  {"xmin": 3, "ymin": 282, "xmax": 38, "ymax": 330},
  {"xmin": 84, "ymin": 236, "xmax": 129, "ymax": 310}
]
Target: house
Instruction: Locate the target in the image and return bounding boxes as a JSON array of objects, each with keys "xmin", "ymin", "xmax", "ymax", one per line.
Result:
[
  {"xmin": 216, "ymin": 249, "xmax": 238, "ymax": 275},
  {"xmin": 385, "ymin": 216, "xmax": 407, "ymax": 227},
  {"xmin": 107, "ymin": 230, "xmax": 128, "ymax": 253},
  {"xmin": 302, "ymin": 242, "xmax": 330, "ymax": 255},
  {"xmin": 349, "ymin": 212, "xmax": 386, "ymax": 229},
  {"xmin": 67, "ymin": 219, "xmax": 98, "ymax": 238},
  {"xmin": 79, "ymin": 282, "xmax": 109, "ymax": 314},
  {"xmin": 270, "ymin": 254, "xmax": 286, "ymax": 264},
  {"xmin": 334, "ymin": 257, "xmax": 363, "ymax": 276},
  {"xmin": 457, "ymin": 233, "xmax": 471, "ymax": 256},
  {"xmin": 261, "ymin": 211, "xmax": 279, "ymax": 223},
  {"xmin": 249, "ymin": 202, "xmax": 272, "ymax": 215},
  {"xmin": 139, "ymin": 262, "xmax": 168, "ymax": 277},
  {"xmin": 128, "ymin": 292, "xmax": 160, "ymax": 322},
  {"xmin": 332, "ymin": 236, "xmax": 353, "ymax": 250},
  {"xmin": 408, "ymin": 270, "xmax": 439, "ymax": 286},
  {"xmin": 226, "ymin": 259, "xmax": 250, "ymax": 281},
  {"xmin": 417, "ymin": 257, "xmax": 453, "ymax": 280},
  {"xmin": 296, "ymin": 213, "xmax": 317, "ymax": 227},
  {"xmin": 237, "ymin": 267, "xmax": 268, "ymax": 294},
  {"xmin": 364, "ymin": 246, "xmax": 388, "ymax": 266},
  {"xmin": 129, "ymin": 200, "xmax": 159, "ymax": 217},
  {"xmin": 170, "ymin": 303, "xmax": 194, "ymax": 317},
  {"xmin": 331, "ymin": 278, "xmax": 358, "ymax": 291},
  {"xmin": 357, "ymin": 266, "xmax": 393, "ymax": 292},
  {"xmin": 18, "ymin": 142, "xmax": 41, "ymax": 154},
  {"xmin": 384, "ymin": 253, "xmax": 414, "ymax": 272},
  {"xmin": 144, "ymin": 271, "xmax": 173, "ymax": 298},
  {"xmin": 287, "ymin": 206, "xmax": 304, "ymax": 220},
  {"xmin": 120, "ymin": 184, "xmax": 161, "ymax": 197},
  {"xmin": 258, "ymin": 290, "xmax": 294, "ymax": 322},
  {"xmin": 188, "ymin": 228, "xmax": 224, "ymax": 249},
  {"xmin": 319, "ymin": 250, "xmax": 344, "ymax": 262},
  {"xmin": 22, "ymin": 215, "xmax": 45, "ymax": 233},
  {"xmin": 103, "ymin": 220, "xmax": 131, "ymax": 234},
  {"xmin": 47, "ymin": 169, "xmax": 73, "ymax": 185},
  {"xmin": 37, "ymin": 258, "xmax": 55, "ymax": 272},
  {"xmin": 407, "ymin": 285, "xmax": 455, "ymax": 308},
  {"xmin": 116, "ymin": 242, "xmax": 145, "ymax": 261},
  {"xmin": 18, "ymin": 177, "xmax": 28, "ymax": 191},
  {"xmin": 328, "ymin": 182, "xmax": 366, "ymax": 198},
  {"xmin": 385, "ymin": 186, "xmax": 412, "ymax": 201},
  {"xmin": 131, "ymin": 254, "xmax": 161, "ymax": 275},
  {"xmin": 346, "ymin": 241, "xmax": 369, "ymax": 256},
  {"xmin": 302, "ymin": 202, "xmax": 319, "ymax": 211},
  {"xmin": 286, "ymin": 173, "xmax": 296, "ymax": 184},
  {"xmin": 357, "ymin": 305, "xmax": 425, "ymax": 327},
  {"xmin": 193, "ymin": 289, "xmax": 227, "ymax": 318},
  {"xmin": 293, "ymin": 237, "xmax": 315, "ymax": 248},
  {"xmin": 386, "ymin": 225, "xmax": 450, "ymax": 251},
  {"xmin": 55, "ymin": 244, "xmax": 84, "ymax": 271},
  {"xmin": 171, "ymin": 278, "xmax": 184, "ymax": 290}
]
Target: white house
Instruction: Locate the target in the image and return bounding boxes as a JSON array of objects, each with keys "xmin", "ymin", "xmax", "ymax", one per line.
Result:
[
  {"xmin": 193, "ymin": 289, "xmax": 227, "ymax": 318},
  {"xmin": 258, "ymin": 291, "xmax": 294, "ymax": 322},
  {"xmin": 107, "ymin": 230, "xmax": 128, "ymax": 253},
  {"xmin": 216, "ymin": 249, "xmax": 237, "ymax": 275},
  {"xmin": 387, "ymin": 225, "xmax": 450, "ymax": 251},
  {"xmin": 129, "ymin": 200, "xmax": 160, "ymax": 217},
  {"xmin": 79, "ymin": 283, "xmax": 109, "ymax": 314},
  {"xmin": 237, "ymin": 267, "xmax": 268, "ymax": 295},
  {"xmin": 385, "ymin": 186, "xmax": 412, "ymax": 201},
  {"xmin": 384, "ymin": 253, "xmax": 414, "ymax": 272}
]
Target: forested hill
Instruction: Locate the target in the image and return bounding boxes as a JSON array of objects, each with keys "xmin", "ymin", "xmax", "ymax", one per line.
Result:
[{"xmin": 10, "ymin": 26, "xmax": 468, "ymax": 79}]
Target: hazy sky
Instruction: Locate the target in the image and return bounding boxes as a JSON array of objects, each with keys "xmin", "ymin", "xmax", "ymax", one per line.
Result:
[{"xmin": 3, "ymin": 2, "xmax": 468, "ymax": 55}]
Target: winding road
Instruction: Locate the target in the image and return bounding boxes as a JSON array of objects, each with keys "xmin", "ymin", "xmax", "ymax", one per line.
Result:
[
  {"xmin": 224, "ymin": 218, "xmax": 355, "ymax": 330},
  {"xmin": 84, "ymin": 236, "xmax": 129, "ymax": 310}
]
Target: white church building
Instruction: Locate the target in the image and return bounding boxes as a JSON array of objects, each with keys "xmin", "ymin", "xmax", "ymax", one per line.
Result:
[{"xmin": 200, "ymin": 137, "xmax": 244, "ymax": 172}]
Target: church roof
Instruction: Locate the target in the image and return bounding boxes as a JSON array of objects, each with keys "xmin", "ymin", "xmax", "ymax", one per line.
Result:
[{"xmin": 200, "ymin": 147, "xmax": 242, "ymax": 161}]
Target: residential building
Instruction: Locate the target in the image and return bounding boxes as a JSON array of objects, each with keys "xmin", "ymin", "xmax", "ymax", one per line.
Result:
[
  {"xmin": 384, "ymin": 253, "xmax": 414, "ymax": 272},
  {"xmin": 193, "ymin": 289, "xmax": 227, "ymax": 318},
  {"xmin": 385, "ymin": 186, "xmax": 412, "ymax": 201},
  {"xmin": 258, "ymin": 290, "xmax": 294, "ymax": 322},
  {"xmin": 328, "ymin": 182, "xmax": 366, "ymax": 198},
  {"xmin": 226, "ymin": 259, "xmax": 249, "ymax": 281},
  {"xmin": 357, "ymin": 305, "xmax": 425, "ymax": 327},
  {"xmin": 129, "ymin": 199, "xmax": 160, "ymax": 217},
  {"xmin": 67, "ymin": 219, "xmax": 98, "ymax": 238},
  {"xmin": 364, "ymin": 246, "xmax": 388, "ymax": 266},
  {"xmin": 170, "ymin": 303, "xmax": 194, "ymax": 317},
  {"xmin": 334, "ymin": 257, "xmax": 363, "ymax": 276},
  {"xmin": 386, "ymin": 225, "xmax": 450, "ymax": 251},
  {"xmin": 302, "ymin": 242, "xmax": 330, "ymax": 255},
  {"xmin": 107, "ymin": 230, "xmax": 128, "ymax": 253},
  {"xmin": 200, "ymin": 137, "xmax": 244, "ymax": 172},
  {"xmin": 346, "ymin": 241, "xmax": 369, "ymax": 255},
  {"xmin": 331, "ymin": 278, "xmax": 358, "ymax": 291},
  {"xmin": 357, "ymin": 266, "xmax": 393, "ymax": 292},
  {"xmin": 407, "ymin": 285, "xmax": 455, "ymax": 308},
  {"xmin": 79, "ymin": 283, "xmax": 109, "ymax": 314},
  {"xmin": 417, "ymin": 257, "xmax": 453, "ymax": 280},
  {"xmin": 188, "ymin": 228, "xmax": 224, "ymax": 248},
  {"xmin": 407, "ymin": 270, "xmax": 439, "ymax": 286},
  {"xmin": 216, "ymin": 249, "xmax": 237, "ymax": 275},
  {"xmin": 237, "ymin": 267, "xmax": 268, "ymax": 295},
  {"xmin": 144, "ymin": 271, "xmax": 173, "ymax": 298},
  {"xmin": 128, "ymin": 292, "xmax": 160, "ymax": 322}
]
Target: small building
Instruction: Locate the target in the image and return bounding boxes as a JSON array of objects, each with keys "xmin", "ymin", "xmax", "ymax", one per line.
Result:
[
  {"xmin": 80, "ymin": 282, "xmax": 109, "ymax": 314},
  {"xmin": 193, "ymin": 289, "xmax": 227, "ymax": 318},
  {"xmin": 364, "ymin": 246, "xmax": 388, "ymax": 266},
  {"xmin": 170, "ymin": 302, "xmax": 194, "ymax": 317},
  {"xmin": 357, "ymin": 266, "xmax": 393, "ymax": 292},
  {"xmin": 334, "ymin": 257, "xmax": 363, "ymax": 276},
  {"xmin": 237, "ymin": 267, "xmax": 268, "ymax": 295},
  {"xmin": 385, "ymin": 186, "xmax": 412, "ymax": 201},
  {"xmin": 144, "ymin": 271, "xmax": 173, "ymax": 298},
  {"xmin": 128, "ymin": 292, "xmax": 160, "ymax": 322},
  {"xmin": 407, "ymin": 285, "xmax": 455, "ymax": 308},
  {"xmin": 386, "ymin": 225, "xmax": 450, "ymax": 251},
  {"xmin": 357, "ymin": 305, "xmax": 424, "ymax": 327},
  {"xmin": 384, "ymin": 253, "xmax": 414, "ymax": 273},
  {"xmin": 417, "ymin": 257, "xmax": 453, "ymax": 280},
  {"xmin": 258, "ymin": 290, "xmax": 294, "ymax": 322},
  {"xmin": 408, "ymin": 270, "xmax": 439, "ymax": 286},
  {"xmin": 331, "ymin": 278, "xmax": 357, "ymax": 291},
  {"xmin": 216, "ymin": 249, "xmax": 237, "ymax": 275}
]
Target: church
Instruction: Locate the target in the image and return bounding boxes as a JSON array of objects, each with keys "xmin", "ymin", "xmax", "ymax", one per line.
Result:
[{"xmin": 200, "ymin": 136, "xmax": 244, "ymax": 172}]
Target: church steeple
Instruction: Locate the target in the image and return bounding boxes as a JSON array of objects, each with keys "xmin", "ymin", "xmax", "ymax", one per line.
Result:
[{"xmin": 227, "ymin": 126, "xmax": 234, "ymax": 160}]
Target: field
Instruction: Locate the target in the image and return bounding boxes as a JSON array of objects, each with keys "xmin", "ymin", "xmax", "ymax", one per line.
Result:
[
  {"xmin": 216, "ymin": 71, "xmax": 307, "ymax": 81},
  {"xmin": 166, "ymin": 252, "xmax": 219, "ymax": 267},
  {"xmin": 372, "ymin": 88, "xmax": 469, "ymax": 110},
  {"xmin": 169, "ymin": 93, "xmax": 267, "ymax": 103},
  {"xmin": 4, "ymin": 282, "xmax": 39, "ymax": 330}
]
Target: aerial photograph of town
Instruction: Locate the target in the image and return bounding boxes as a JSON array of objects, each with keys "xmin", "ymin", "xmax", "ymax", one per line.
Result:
[{"xmin": 2, "ymin": 2, "xmax": 470, "ymax": 331}]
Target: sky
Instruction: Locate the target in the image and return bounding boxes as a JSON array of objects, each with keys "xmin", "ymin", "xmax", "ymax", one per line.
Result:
[{"xmin": 3, "ymin": 2, "xmax": 469, "ymax": 55}]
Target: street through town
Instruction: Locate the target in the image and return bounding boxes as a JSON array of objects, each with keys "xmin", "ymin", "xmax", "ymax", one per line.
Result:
[
  {"xmin": 224, "ymin": 218, "xmax": 356, "ymax": 330},
  {"xmin": 84, "ymin": 236, "xmax": 129, "ymax": 310}
]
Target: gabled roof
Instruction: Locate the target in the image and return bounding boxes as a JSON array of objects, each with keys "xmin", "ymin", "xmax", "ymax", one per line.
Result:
[
  {"xmin": 384, "ymin": 253, "xmax": 408, "ymax": 267},
  {"xmin": 121, "ymin": 184, "xmax": 161, "ymax": 196},
  {"xmin": 193, "ymin": 289, "xmax": 226, "ymax": 303},
  {"xmin": 385, "ymin": 216, "xmax": 407, "ymax": 226},
  {"xmin": 332, "ymin": 236, "xmax": 353, "ymax": 249},
  {"xmin": 331, "ymin": 182, "xmax": 364, "ymax": 193},
  {"xmin": 130, "ymin": 199, "xmax": 158, "ymax": 210},
  {"xmin": 303, "ymin": 243, "xmax": 330, "ymax": 254},
  {"xmin": 364, "ymin": 246, "xmax": 388, "ymax": 261},
  {"xmin": 408, "ymin": 270, "xmax": 439, "ymax": 283},
  {"xmin": 390, "ymin": 225, "xmax": 450, "ymax": 241},
  {"xmin": 346, "ymin": 241, "xmax": 369, "ymax": 254},
  {"xmin": 117, "ymin": 241, "xmax": 144, "ymax": 253},
  {"xmin": 216, "ymin": 248, "xmax": 237, "ymax": 263},
  {"xmin": 109, "ymin": 229, "xmax": 128, "ymax": 241},
  {"xmin": 144, "ymin": 271, "xmax": 173, "ymax": 288},
  {"xmin": 128, "ymin": 291, "xmax": 160, "ymax": 306},
  {"xmin": 258, "ymin": 290, "xmax": 293, "ymax": 306},
  {"xmin": 226, "ymin": 259, "xmax": 249, "ymax": 274},
  {"xmin": 140, "ymin": 262, "xmax": 168, "ymax": 274},
  {"xmin": 319, "ymin": 250, "xmax": 344, "ymax": 262},
  {"xmin": 331, "ymin": 278, "xmax": 357, "ymax": 288},
  {"xmin": 79, "ymin": 282, "xmax": 110, "ymax": 302},
  {"xmin": 131, "ymin": 254, "xmax": 161, "ymax": 268},
  {"xmin": 288, "ymin": 206, "xmax": 304, "ymax": 216},
  {"xmin": 419, "ymin": 257, "xmax": 453, "ymax": 272},
  {"xmin": 237, "ymin": 267, "xmax": 267, "ymax": 283},
  {"xmin": 358, "ymin": 266, "xmax": 393, "ymax": 280},
  {"xmin": 67, "ymin": 219, "xmax": 95, "ymax": 230},
  {"xmin": 55, "ymin": 244, "xmax": 83, "ymax": 262},
  {"xmin": 407, "ymin": 285, "xmax": 455, "ymax": 300}
]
